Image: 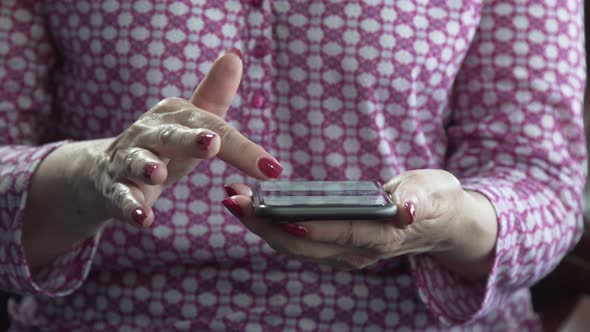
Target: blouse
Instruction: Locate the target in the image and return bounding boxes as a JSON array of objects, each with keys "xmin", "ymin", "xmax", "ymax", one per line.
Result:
[{"xmin": 0, "ymin": 0, "xmax": 586, "ymax": 331}]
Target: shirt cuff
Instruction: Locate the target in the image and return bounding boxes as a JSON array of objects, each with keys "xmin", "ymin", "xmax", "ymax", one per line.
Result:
[
  {"xmin": 409, "ymin": 176, "xmax": 573, "ymax": 324},
  {"xmin": 0, "ymin": 141, "xmax": 102, "ymax": 296}
]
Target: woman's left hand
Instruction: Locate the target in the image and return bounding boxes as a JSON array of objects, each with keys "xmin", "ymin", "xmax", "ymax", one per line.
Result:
[{"xmin": 222, "ymin": 170, "xmax": 498, "ymax": 279}]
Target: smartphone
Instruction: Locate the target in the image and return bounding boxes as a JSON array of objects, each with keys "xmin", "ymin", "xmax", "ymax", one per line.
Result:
[{"xmin": 253, "ymin": 180, "xmax": 397, "ymax": 222}]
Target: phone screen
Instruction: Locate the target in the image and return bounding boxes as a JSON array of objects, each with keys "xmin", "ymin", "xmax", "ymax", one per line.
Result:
[{"xmin": 256, "ymin": 181, "xmax": 390, "ymax": 206}]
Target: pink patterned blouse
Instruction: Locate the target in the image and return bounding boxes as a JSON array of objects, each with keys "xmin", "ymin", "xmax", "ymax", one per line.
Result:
[{"xmin": 0, "ymin": 0, "xmax": 586, "ymax": 331}]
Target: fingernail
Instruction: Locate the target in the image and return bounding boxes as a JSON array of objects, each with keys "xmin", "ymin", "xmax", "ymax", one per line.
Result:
[
  {"xmin": 196, "ymin": 133, "xmax": 216, "ymax": 151},
  {"xmin": 224, "ymin": 185, "xmax": 238, "ymax": 197},
  {"xmin": 143, "ymin": 163, "xmax": 158, "ymax": 180},
  {"xmin": 225, "ymin": 47, "xmax": 243, "ymax": 61},
  {"xmin": 222, "ymin": 198, "xmax": 244, "ymax": 218},
  {"xmin": 282, "ymin": 224, "xmax": 308, "ymax": 237},
  {"xmin": 404, "ymin": 201, "xmax": 416, "ymax": 225},
  {"xmin": 132, "ymin": 208, "xmax": 147, "ymax": 227},
  {"xmin": 257, "ymin": 157, "xmax": 283, "ymax": 179}
]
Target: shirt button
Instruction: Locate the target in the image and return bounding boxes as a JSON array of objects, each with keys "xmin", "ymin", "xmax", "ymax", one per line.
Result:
[
  {"xmin": 250, "ymin": 92, "xmax": 266, "ymax": 108},
  {"xmin": 249, "ymin": 0, "xmax": 263, "ymax": 8},
  {"xmin": 252, "ymin": 39, "xmax": 269, "ymax": 59}
]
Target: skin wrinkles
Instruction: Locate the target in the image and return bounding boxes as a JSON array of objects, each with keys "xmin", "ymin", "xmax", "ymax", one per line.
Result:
[
  {"xmin": 21, "ymin": 49, "xmax": 285, "ymax": 270},
  {"xmin": 223, "ymin": 169, "xmax": 498, "ymax": 279}
]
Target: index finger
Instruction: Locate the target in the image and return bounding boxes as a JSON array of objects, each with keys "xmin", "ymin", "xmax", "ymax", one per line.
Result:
[
  {"xmin": 287, "ymin": 219, "xmax": 394, "ymax": 249},
  {"xmin": 190, "ymin": 48, "xmax": 243, "ymax": 118},
  {"xmin": 219, "ymin": 126, "xmax": 283, "ymax": 179},
  {"xmin": 184, "ymin": 111, "xmax": 282, "ymax": 180}
]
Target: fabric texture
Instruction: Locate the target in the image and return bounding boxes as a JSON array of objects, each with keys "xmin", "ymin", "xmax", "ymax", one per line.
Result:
[{"xmin": 0, "ymin": 0, "xmax": 586, "ymax": 331}]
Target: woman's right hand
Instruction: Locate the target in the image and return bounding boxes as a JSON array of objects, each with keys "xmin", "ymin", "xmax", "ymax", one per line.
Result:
[
  {"xmin": 81, "ymin": 49, "xmax": 281, "ymax": 228},
  {"xmin": 88, "ymin": 94, "xmax": 229, "ymax": 228},
  {"xmin": 22, "ymin": 49, "xmax": 282, "ymax": 269}
]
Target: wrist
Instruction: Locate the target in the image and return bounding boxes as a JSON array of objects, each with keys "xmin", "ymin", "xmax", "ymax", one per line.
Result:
[
  {"xmin": 432, "ymin": 190, "xmax": 498, "ymax": 280},
  {"xmin": 22, "ymin": 140, "xmax": 104, "ymax": 270},
  {"xmin": 67, "ymin": 139, "xmax": 115, "ymax": 226}
]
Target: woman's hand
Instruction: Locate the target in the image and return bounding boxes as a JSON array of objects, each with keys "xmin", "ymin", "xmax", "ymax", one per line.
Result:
[
  {"xmin": 23, "ymin": 49, "xmax": 283, "ymax": 269},
  {"xmin": 81, "ymin": 52, "xmax": 282, "ymax": 229},
  {"xmin": 70, "ymin": 49, "xmax": 282, "ymax": 229},
  {"xmin": 223, "ymin": 170, "xmax": 498, "ymax": 279}
]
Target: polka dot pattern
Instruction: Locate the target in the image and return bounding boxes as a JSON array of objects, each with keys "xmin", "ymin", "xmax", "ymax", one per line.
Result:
[{"xmin": 0, "ymin": 0, "xmax": 586, "ymax": 331}]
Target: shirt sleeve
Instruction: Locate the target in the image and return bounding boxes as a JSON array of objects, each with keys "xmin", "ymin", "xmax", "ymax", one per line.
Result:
[
  {"xmin": 410, "ymin": 0, "xmax": 587, "ymax": 324},
  {"xmin": 0, "ymin": 2, "xmax": 100, "ymax": 296}
]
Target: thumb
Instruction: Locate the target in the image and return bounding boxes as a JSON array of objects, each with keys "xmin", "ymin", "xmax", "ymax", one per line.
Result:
[
  {"xmin": 190, "ymin": 47, "xmax": 243, "ymax": 118},
  {"xmin": 383, "ymin": 174, "xmax": 421, "ymax": 229}
]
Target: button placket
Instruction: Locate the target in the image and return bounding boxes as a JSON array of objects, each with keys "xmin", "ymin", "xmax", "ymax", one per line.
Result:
[
  {"xmin": 250, "ymin": 91, "xmax": 266, "ymax": 109},
  {"xmin": 252, "ymin": 37, "xmax": 270, "ymax": 59},
  {"xmin": 241, "ymin": 0, "xmax": 273, "ymax": 145}
]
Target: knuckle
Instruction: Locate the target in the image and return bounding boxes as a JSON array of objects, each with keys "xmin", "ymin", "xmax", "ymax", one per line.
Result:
[
  {"xmin": 161, "ymin": 107, "xmax": 198, "ymax": 123},
  {"xmin": 371, "ymin": 225, "xmax": 396, "ymax": 255},
  {"xmin": 183, "ymin": 107, "xmax": 207, "ymax": 124},
  {"xmin": 127, "ymin": 122, "xmax": 146, "ymax": 138},
  {"xmin": 190, "ymin": 112, "xmax": 239, "ymax": 141},
  {"xmin": 111, "ymin": 183, "xmax": 129, "ymax": 209},
  {"xmin": 108, "ymin": 149, "xmax": 125, "ymax": 173},
  {"xmin": 153, "ymin": 97, "xmax": 186, "ymax": 113},
  {"xmin": 176, "ymin": 108, "xmax": 197, "ymax": 123},
  {"xmin": 157, "ymin": 124, "xmax": 180, "ymax": 145},
  {"xmin": 108, "ymin": 149, "xmax": 131, "ymax": 182},
  {"xmin": 124, "ymin": 148, "xmax": 143, "ymax": 173},
  {"xmin": 209, "ymin": 119, "xmax": 235, "ymax": 139},
  {"xmin": 143, "ymin": 112, "xmax": 161, "ymax": 122},
  {"xmin": 98, "ymin": 174, "xmax": 113, "ymax": 199},
  {"xmin": 333, "ymin": 221, "xmax": 355, "ymax": 246},
  {"xmin": 205, "ymin": 119, "xmax": 245, "ymax": 148}
]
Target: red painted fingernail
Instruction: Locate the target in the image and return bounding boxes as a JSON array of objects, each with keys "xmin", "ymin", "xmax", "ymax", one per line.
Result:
[
  {"xmin": 282, "ymin": 224, "xmax": 308, "ymax": 237},
  {"xmin": 196, "ymin": 133, "xmax": 216, "ymax": 151},
  {"xmin": 222, "ymin": 198, "xmax": 244, "ymax": 218},
  {"xmin": 224, "ymin": 185, "xmax": 238, "ymax": 197},
  {"xmin": 257, "ymin": 157, "xmax": 283, "ymax": 179},
  {"xmin": 404, "ymin": 201, "xmax": 416, "ymax": 225},
  {"xmin": 225, "ymin": 47, "xmax": 243, "ymax": 61},
  {"xmin": 143, "ymin": 163, "xmax": 158, "ymax": 180},
  {"xmin": 132, "ymin": 208, "xmax": 147, "ymax": 227}
]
